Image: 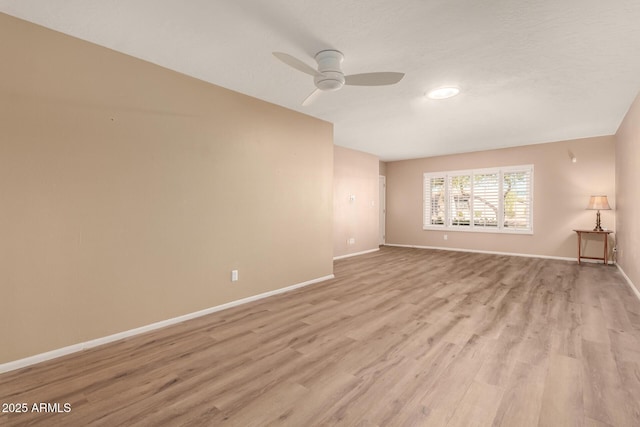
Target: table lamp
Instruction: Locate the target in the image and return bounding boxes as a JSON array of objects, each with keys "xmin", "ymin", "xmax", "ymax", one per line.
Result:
[{"xmin": 586, "ymin": 195, "xmax": 611, "ymax": 231}]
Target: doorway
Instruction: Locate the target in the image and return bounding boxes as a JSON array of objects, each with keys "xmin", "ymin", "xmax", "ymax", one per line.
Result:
[{"xmin": 379, "ymin": 175, "xmax": 386, "ymax": 245}]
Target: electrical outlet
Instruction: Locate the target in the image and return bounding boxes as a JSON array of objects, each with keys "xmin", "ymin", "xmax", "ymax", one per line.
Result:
[
  {"xmin": 231, "ymin": 270, "xmax": 238, "ymax": 282},
  {"xmin": 444, "ymin": 234, "xmax": 448, "ymax": 241},
  {"xmin": 347, "ymin": 237, "xmax": 356, "ymax": 245}
]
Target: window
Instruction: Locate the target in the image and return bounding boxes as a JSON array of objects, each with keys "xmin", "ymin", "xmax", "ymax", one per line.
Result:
[
  {"xmin": 473, "ymin": 172, "xmax": 499, "ymax": 228},
  {"xmin": 449, "ymin": 174, "xmax": 471, "ymax": 226},
  {"xmin": 425, "ymin": 176, "xmax": 446, "ymax": 226},
  {"xmin": 423, "ymin": 165, "xmax": 533, "ymax": 234}
]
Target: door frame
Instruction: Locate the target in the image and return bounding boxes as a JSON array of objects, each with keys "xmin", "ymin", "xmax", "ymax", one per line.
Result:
[{"xmin": 379, "ymin": 175, "xmax": 386, "ymax": 245}]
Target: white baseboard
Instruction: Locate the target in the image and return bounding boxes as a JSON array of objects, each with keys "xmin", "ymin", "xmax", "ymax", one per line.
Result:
[
  {"xmin": 333, "ymin": 247, "xmax": 380, "ymax": 260},
  {"xmin": 617, "ymin": 264, "xmax": 640, "ymax": 302},
  {"xmin": 383, "ymin": 243, "xmax": 614, "ymax": 264},
  {"xmin": 0, "ymin": 274, "xmax": 334, "ymax": 374}
]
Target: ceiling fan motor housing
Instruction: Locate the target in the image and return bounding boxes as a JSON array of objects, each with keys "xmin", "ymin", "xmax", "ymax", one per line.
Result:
[{"xmin": 314, "ymin": 49, "xmax": 345, "ymax": 91}]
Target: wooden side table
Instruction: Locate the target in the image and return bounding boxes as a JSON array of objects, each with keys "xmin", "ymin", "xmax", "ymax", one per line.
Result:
[{"xmin": 573, "ymin": 229, "xmax": 613, "ymax": 265}]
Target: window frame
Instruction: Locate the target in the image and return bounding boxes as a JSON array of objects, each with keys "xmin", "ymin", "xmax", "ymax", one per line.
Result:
[{"xmin": 423, "ymin": 165, "xmax": 534, "ymax": 234}]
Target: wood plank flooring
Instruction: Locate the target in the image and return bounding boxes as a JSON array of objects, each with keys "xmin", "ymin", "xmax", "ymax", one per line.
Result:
[{"xmin": 1, "ymin": 246, "xmax": 640, "ymax": 426}]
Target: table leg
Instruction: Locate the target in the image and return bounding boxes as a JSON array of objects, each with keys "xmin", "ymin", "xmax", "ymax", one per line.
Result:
[
  {"xmin": 604, "ymin": 234, "xmax": 608, "ymax": 265},
  {"xmin": 577, "ymin": 232, "xmax": 581, "ymax": 264}
]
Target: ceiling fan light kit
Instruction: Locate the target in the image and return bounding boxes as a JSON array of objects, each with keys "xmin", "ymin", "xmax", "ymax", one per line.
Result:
[
  {"xmin": 273, "ymin": 49, "xmax": 405, "ymax": 105},
  {"xmin": 314, "ymin": 50, "xmax": 346, "ymax": 91}
]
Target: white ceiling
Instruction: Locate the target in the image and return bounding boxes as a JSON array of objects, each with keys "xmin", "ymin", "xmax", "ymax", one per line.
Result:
[{"xmin": 2, "ymin": 1, "xmax": 640, "ymax": 161}]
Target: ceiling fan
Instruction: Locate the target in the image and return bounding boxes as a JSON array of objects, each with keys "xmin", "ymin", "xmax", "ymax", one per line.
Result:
[{"xmin": 273, "ymin": 49, "xmax": 405, "ymax": 106}]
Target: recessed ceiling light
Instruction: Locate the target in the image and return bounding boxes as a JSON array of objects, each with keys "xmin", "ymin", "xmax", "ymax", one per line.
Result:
[{"xmin": 427, "ymin": 86, "xmax": 460, "ymax": 100}]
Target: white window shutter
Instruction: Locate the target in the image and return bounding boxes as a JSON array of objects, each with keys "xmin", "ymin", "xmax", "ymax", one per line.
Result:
[
  {"xmin": 503, "ymin": 168, "xmax": 533, "ymax": 231},
  {"xmin": 448, "ymin": 174, "xmax": 471, "ymax": 227},
  {"xmin": 473, "ymin": 173, "xmax": 499, "ymax": 228},
  {"xmin": 423, "ymin": 174, "xmax": 446, "ymax": 228}
]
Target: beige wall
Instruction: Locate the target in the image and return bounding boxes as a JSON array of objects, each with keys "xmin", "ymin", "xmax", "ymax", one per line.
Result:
[
  {"xmin": 333, "ymin": 146, "xmax": 380, "ymax": 258},
  {"xmin": 615, "ymin": 93, "xmax": 640, "ymax": 292},
  {"xmin": 386, "ymin": 136, "xmax": 616, "ymax": 259},
  {"xmin": 0, "ymin": 14, "xmax": 334, "ymax": 364}
]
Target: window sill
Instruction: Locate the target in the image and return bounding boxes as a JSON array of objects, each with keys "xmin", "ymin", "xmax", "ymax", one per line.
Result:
[{"xmin": 422, "ymin": 226, "xmax": 533, "ymax": 235}]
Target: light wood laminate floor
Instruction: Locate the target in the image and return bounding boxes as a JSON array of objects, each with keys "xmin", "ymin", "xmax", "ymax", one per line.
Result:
[{"xmin": 2, "ymin": 246, "xmax": 640, "ymax": 426}]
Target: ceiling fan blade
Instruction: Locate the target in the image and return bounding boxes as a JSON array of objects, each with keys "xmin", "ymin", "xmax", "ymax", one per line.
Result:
[
  {"xmin": 344, "ymin": 72, "xmax": 405, "ymax": 86},
  {"xmin": 302, "ymin": 88, "xmax": 322, "ymax": 106},
  {"xmin": 273, "ymin": 52, "xmax": 321, "ymax": 77}
]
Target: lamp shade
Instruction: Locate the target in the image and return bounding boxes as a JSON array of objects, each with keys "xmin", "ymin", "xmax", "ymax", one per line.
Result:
[{"xmin": 586, "ymin": 195, "xmax": 611, "ymax": 210}]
